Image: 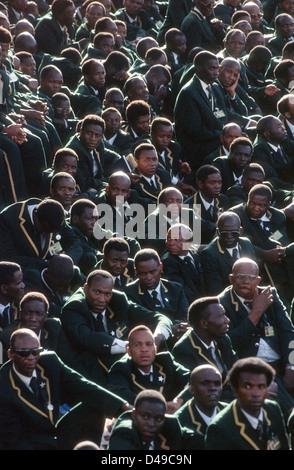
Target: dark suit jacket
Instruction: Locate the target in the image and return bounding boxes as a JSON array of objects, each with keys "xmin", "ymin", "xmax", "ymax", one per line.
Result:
[
  {"xmin": 35, "ymin": 13, "xmax": 77, "ymax": 55},
  {"xmin": 0, "ymin": 198, "xmax": 81, "ymax": 271},
  {"xmin": 0, "ymin": 350, "xmax": 125, "ymax": 450},
  {"xmin": 174, "ymin": 397, "xmax": 228, "ymax": 449},
  {"xmin": 131, "ymin": 167, "xmax": 173, "ymax": 202},
  {"xmin": 95, "ymin": 258, "xmax": 135, "ymax": 288},
  {"xmin": 125, "ymin": 278, "xmax": 189, "ymax": 324},
  {"xmin": 174, "ymin": 74, "xmax": 229, "ymax": 167},
  {"xmin": 107, "ymin": 410, "xmax": 184, "ymax": 450},
  {"xmin": 103, "ymin": 130, "xmax": 134, "ymax": 156},
  {"xmin": 205, "ymin": 399, "xmax": 289, "ymax": 450},
  {"xmin": 114, "ymin": 8, "xmax": 157, "ymax": 41},
  {"xmin": 252, "ymin": 135, "xmax": 294, "ymax": 190},
  {"xmin": 108, "ymin": 351, "xmax": 190, "ymax": 404},
  {"xmin": 161, "ymin": 250, "xmax": 205, "ymax": 304},
  {"xmin": 171, "ymin": 328, "xmax": 238, "ymax": 382},
  {"xmin": 181, "ymin": 9, "xmax": 219, "ymax": 54},
  {"xmin": 61, "ymin": 287, "xmax": 172, "ymax": 383},
  {"xmin": 218, "ymin": 285, "xmax": 294, "ymax": 362},
  {"xmin": 229, "ymin": 202, "xmax": 291, "ymax": 249},
  {"xmin": 200, "ymin": 236, "xmax": 258, "ymax": 295},
  {"xmin": 66, "ymin": 134, "xmax": 120, "ymax": 191},
  {"xmin": 73, "ymin": 82, "xmax": 103, "ymax": 119}
]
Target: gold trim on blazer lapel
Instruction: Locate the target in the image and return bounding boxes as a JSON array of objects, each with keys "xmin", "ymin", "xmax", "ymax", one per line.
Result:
[
  {"xmin": 9, "ymin": 368, "xmax": 49, "ymax": 420},
  {"xmin": 37, "ymin": 363, "xmax": 53, "ymax": 423},
  {"xmin": 18, "ymin": 202, "xmax": 53, "ymax": 259},
  {"xmin": 3, "ymin": 151, "xmax": 17, "ymax": 202},
  {"xmin": 232, "ymin": 401, "xmax": 261, "ymax": 450},
  {"xmin": 187, "ymin": 399, "xmax": 203, "ymax": 434},
  {"xmin": 230, "ymin": 288, "xmax": 239, "ymax": 312},
  {"xmin": 188, "ymin": 330, "xmax": 216, "ymax": 368},
  {"xmin": 139, "ymin": 181, "xmax": 158, "ymax": 200},
  {"xmin": 158, "ymin": 433, "xmax": 170, "ymax": 450}
]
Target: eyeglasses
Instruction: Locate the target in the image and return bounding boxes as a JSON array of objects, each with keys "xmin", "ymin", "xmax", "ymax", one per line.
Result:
[
  {"xmin": 12, "ymin": 347, "xmax": 44, "ymax": 357},
  {"xmin": 233, "ymin": 274, "xmax": 258, "ymax": 282},
  {"xmin": 219, "ymin": 231, "xmax": 240, "ymax": 237},
  {"xmin": 250, "ymin": 13, "xmax": 263, "ymax": 18},
  {"xmin": 55, "ymin": 107, "xmax": 72, "ymax": 113}
]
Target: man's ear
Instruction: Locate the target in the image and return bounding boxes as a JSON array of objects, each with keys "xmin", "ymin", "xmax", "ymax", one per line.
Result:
[
  {"xmin": 229, "ymin": 273, "xmax": 234, "ymax": 285},
  {"xmin": 105, "ymin": 185, "xmax": 109, "ymax": 193},
  {"xmin": 126, "ymin": 345, "xmax": 131, "ymax": 356},
  {"xmin": 256, "ymin": 276, "xmax": 262, "ymax": 285},
  {"xmin": 83, "ymin": 283, "xmax": 88, "ymax": 294},
  {"xmin": 7, "ymin": 348, "xmax": 13, "ymax": 360},
  {"xmin": 239, "ymin": 226, "xmax": 243, "ymax": 236}
]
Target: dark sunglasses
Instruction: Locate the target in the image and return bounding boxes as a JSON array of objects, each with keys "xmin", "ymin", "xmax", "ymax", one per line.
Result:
[
  {"xmin": 219, "ymin": 231, "xmax": 240, "ymax": 237},
  {"xmin": 12, "ymin": 347, "xmax": 44, "ymax": 357}
]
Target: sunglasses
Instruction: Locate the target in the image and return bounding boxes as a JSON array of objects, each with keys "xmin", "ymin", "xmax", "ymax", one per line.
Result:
[
  {"xmin": 250, "ymin": 13, "xmax": 263, "ymax": 18},
  {"xmin": 12, "ymin": 347, "xmax": 44, "ymax": 357},
  {"xmin": 219, "ymin": 231, "xmax": 240, "ymax": 237}
]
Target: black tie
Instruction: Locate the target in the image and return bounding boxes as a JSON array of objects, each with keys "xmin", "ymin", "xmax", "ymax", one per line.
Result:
[
  {"xmin": 150, "ymin": 178, "xmax": 157, "ymax": 190},
  {"xmin": 1, "ymin": 305, "xmax": 10, "ymax": 328},
  {"xmin": 207, "ymin": 85, "xmax": 213, "ymax": 109},
  {"xmin": 184, "ymin": 255, "xmax": 195, "ymax": 269},
  {"xmin": 208, "ymin": 346, "xmax": 224, "ymax": 373},
  {"xmin": 244, "ymin": 300, "xmax": 253, "ymax": 310},
  {"xmin": 151, "ymin": 290, "xmax": 162, "ymax": 309},
  {"xmin": 30, "ymin": 376, "xmax": 39, "ymax": 396},
  {"xmin": 276, "ymin": 147, "xmax": 288, "ymax": 165},
  {"xmin": 142, "ymin": 441, "xmax": 150, "ymax": 450},
  {"xmin": 115, "ymin": 277, "xmax": 121, "ymax": 288},
  {"xmin": 232, "ymin": 248, "xmax": 238, "ymax": 261},
  {"xmin": 95, "ymin": 314, "xmax": 104, "ymax": 331}
]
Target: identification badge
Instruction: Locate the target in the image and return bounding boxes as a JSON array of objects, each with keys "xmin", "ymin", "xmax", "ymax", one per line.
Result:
[
  {"xmin": 214, "ymin": 109, "xmax": 225, "ymax": 118},
  {"xmin": 267, "ymin": 435, "xmax": 281, "ymax": 450},
  {"xmin": 270, "ymin": 230, "xmax": 283, "ymax": 241},
  {"xmin": 116, "ymin": 323, "xmax": 128, "ymax": 338},
  {"xmin": 49, "ymin": 241, "xmax": 63, "ymax": 255},
  {"xmin": 264, "ymin": 326, "xmax": 274, "ymax": 337}
]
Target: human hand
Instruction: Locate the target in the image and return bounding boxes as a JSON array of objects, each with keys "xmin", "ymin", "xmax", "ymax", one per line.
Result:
[{"xmin": 248, "ymin": 286, "xmax": 273, "ymax": 324}]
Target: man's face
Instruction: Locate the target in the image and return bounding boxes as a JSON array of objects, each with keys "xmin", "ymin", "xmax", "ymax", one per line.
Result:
[
  {"xmin": 135, "ymin": 258, "xmax": 162, "ymax": 290},
  {"xmin": 98, "ymin": 37, "xmax": 115, "ymax": 56},
  {"xmin": 20, "ymin": 299, "xmax": 48, "ymax": 334},
  {"xmin": 59, "ymin": 4, "xmax": 75, "ymax": 26},
  {"xmin": 103, "ymin": 110, "xmax": 121, "ymax": 135},
  {"xmin": 151, "ymin": 124, "xmax": 173, "ymax": 152},
  {"xmin": 85, "ymin": 63, "xmax": 106, "ymax": 89},
  {"xmin": 225, "ymin": 32, "xmax": 245, "ymax": 58},
  {"xmin": 233, "ymin": 372, "xmax": 268, "ymax": 417},
  {"xmin": 277, "ymin": 15, "xmax": 294, "ymax": 38},
  {"xmin": 196, "ymin": 0, "xmax": 215, "ymax": 17},
  {"xmin": 247, "ymin": 193, "xmax": 270, "ymax": 219},
  {"xmin": 190, "ymin": 367, "xmax": 222, "ymax": 412},
  {"xmin": 127, "ymin": 329, "xmax": 156, "ymax": 369},
  {"xmin": 103, "ymin": 249, "xmax": 129, "ymax": 276},
  {"xmin": 131, "ymin": 114, "xmax": 150, "ymax": 136},
  {"xmin": 9, "ymin": 334, "xmax": 41, "ymax": 377},
  {"xmin": 229, "ymin": 261, "xmax": 260, "ymax": 299},
  {"xmin": 196, "ymin": 58, "xmax": 219, "ymax": 84},
  {"xmin": 161, "ymin": 189, "xmax": 183, "ymax": 218},
  {"xmin": 229, "ymin": 144, "xmax": 252, "ymax": 171},
  {"xmin": 197, "ymin": 172, "xmax": 222, "ymax": 199},
  {"xmin": 242, "ymin": 170, "xmax": 264, "ymax": 193},
  {"xmin": 56, "ymin": 155, "xmax": 78, "ymax": 177},
  {"xmin": 106, "ymin": 176, "xmax": 131, "ymax": 205},
  {"xmin": 128, "ymin": 77, "xmax": 149, "ymax": 102},
  {"xmin": 204, "ymin": 303, "xmax": 230, "ymax": 338},
  {"xmin": 84, "ymin": 275, "xmax": 113, "ymax": 313},
  {"xmin": 50, "ymin": 177, "xmax": 76, "ymax": 210},
  {"xmin": 166, "ymin": 228, "xmax": 192, "ymax": 255},
  {"xmin": 4, "ymin": 269, "xmax": 25, "ymax": 302},
  {"xmin": 40, "ymin": 70, "xmax": 63, "ymax": 97},
  {"xmin": 80, "ymin": 124, "xmax": 103, "ymax": 150},
  {"xmin": 86, "ymin": 4, "xmax": 105, "ymax": 28},
  {"xmin": 265, "ymin": 118, "xmax": 287, "ymax": 144},
  {"xmin": 132, "ymin": 401, "xmax": 165, "ymax": 442},
  {"xmin": 220, "ymin": 125, "xmax": 242, "ymax": 150},
  {"xmin": 136, "ymin": 149, "xmax": 158, "ymax": 177},
  {"xmin": 20, "ymin": 56, "xmax": 36, "ymax": 77},
  {"xmin": 123, "ymin": 0, "xmax": 143, "ymax": 16},
  {"xmin": 72, "ymin": 207, "xmax": 99, "ymax": 237},
  {"xmin": 218, "ymin": 63, "xmax": 240, "ymax": 88},
  {"xmin": 103, "ymin": 91, "xmax": 125, "ymax": 115},
  {"xmin": 217, "ymin": 217, "xmax": 241, "ymax": 249},
  {"xmin": 53, "ymin": 98, "xmax": 71, "ymax": 119}
]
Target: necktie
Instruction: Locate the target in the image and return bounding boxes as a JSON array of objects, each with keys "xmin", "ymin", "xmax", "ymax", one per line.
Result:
[
  {"xmin": 30, "ymin": 376, "xmax": 39, "ymax": 396},
  {"xmin": 115, "ymin": 277, "xmax": 121, "ymax": 288},
  {"xmin": 142, "ymin": 441, "xmax": 150, "ymax": 450},
  {"xmin": 149, "ymin": 178, "xmax": 157, "ymax": 190},
  {"xmin": 95, "ymin": 314, "xmax": 104, "ymax": 331},
  {"xmin": 1, "ymin": 305, "xmax": 10, "ymax": 328},
  {"xmin": 244, "ymin": 300, "xmax": 253, "ymax": 310},
  {"xmin": 276, "ymin": 147, "xmax": 288, "ymax": 166},
  {"xmin": 207, "ymin": 85, "xmax": 213, "ymax": 109},
  {"xmin": 184, "ymin": 256, "xmax": 195, "ymax": 269},
  {"xmin": 232, "ymin": 248, "xmax": 238, "ymax": 261},
  {"xmin": 151, "ymin": 290, "xmax": 162, "ymax": 309},
  {"xmin": 208, "ymin": 346, "xmax": 224, "ymax": 373}
]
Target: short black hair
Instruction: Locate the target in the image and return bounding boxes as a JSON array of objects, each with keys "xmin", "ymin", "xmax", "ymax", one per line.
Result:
[
  {"xmin": 0, "ymin": 262, "xmax": 21, "ymax": 285},
  {"xmin": 134, "ymin": 248, "xmax": 160, "ymax": 266},
  {"xmin": 86, "ymin": 269, "xmax": 113, "ymax": 286},
  {"xmin": 196, "ymin": 165, "xmax": 220, "ymax": 183},
  {"xmin": 19, "ymin": 291, "xmax": 49, "ymax": 312},
  {"xmin": 103, "ymin": 237, "xmax": 130, "ymax": 255},
  {"xmin": 188, "ymin": 297, "xmax": 220, "ymax": 329},
  {"xmin": 228, "ymin": 357, "xmax": 275, "ymax": 388}
]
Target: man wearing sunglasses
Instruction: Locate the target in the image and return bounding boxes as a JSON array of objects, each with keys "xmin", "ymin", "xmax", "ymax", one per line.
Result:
[
  {"xmin": 200, "ymin": 211, "xmax": 257, "ymax": 295},
  {"xmin": 0, "ymin": 328, "xmax": 132, "ymax": 450},
  {"xmin": 218, "ymin": 256, "xmax": 294, "ymax": 420}
]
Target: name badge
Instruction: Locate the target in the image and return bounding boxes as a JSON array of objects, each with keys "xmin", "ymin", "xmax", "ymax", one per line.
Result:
[
  {"xmin": 267, "ymin": 435, "xmax": 281, "ymax": 450},
  {"xmin": 116, "ymin": 323, "xmax": 128, "ymax": 339},
  {"xmin": 214, "ymin": 109, "xmax": 225, "ymax": 118},
  {"xmin": 49, "ymin": 241, "xmax": 63, "ymax": 255},
  {"xmin": 265, "ymin": 326, "xmax": 274, "ymax": 337}
]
